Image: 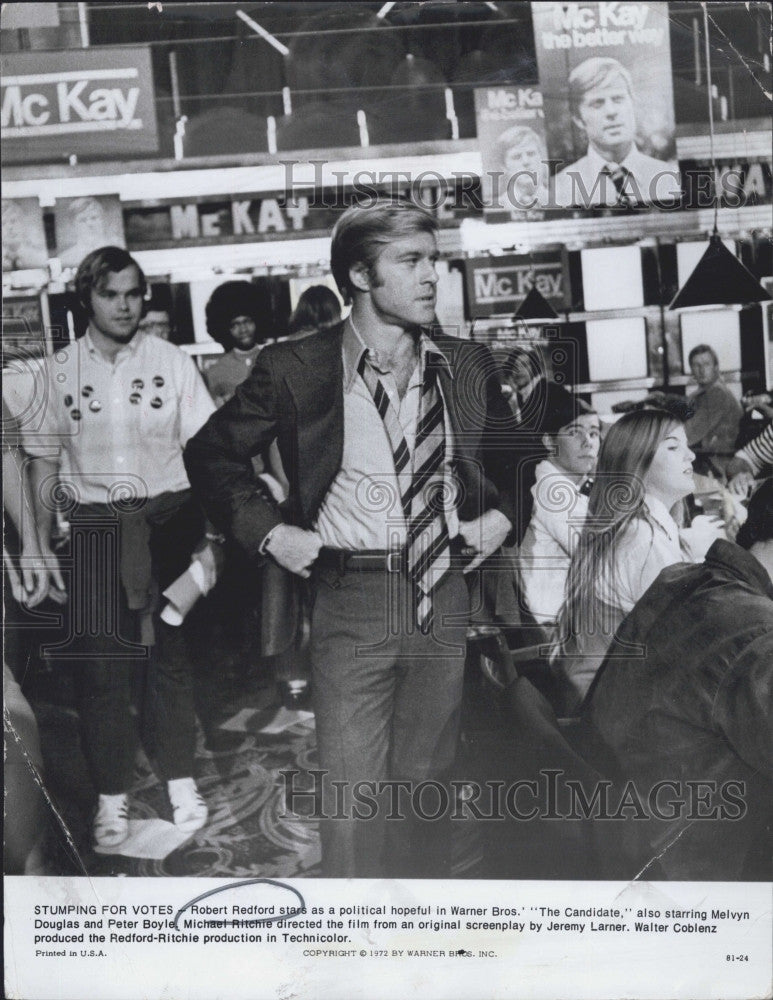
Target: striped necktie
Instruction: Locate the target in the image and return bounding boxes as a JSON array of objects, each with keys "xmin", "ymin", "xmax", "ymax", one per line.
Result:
[
  {"xmin": 357, "ymin": 351, "xmax": 451, "ymax": 633},
  {"xmin": 603, "ymin": 163, "xmax": 634, "ymax": 206}
]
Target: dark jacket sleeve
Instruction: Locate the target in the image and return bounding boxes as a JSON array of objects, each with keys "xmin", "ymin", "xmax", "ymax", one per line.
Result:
[
  {"xmin": 184, "ymin": 347, "xmax": 284, "ymax": 558},
  {"xmin": 477, "ymin": 342, "xmax": 518, "ymax": 533}
]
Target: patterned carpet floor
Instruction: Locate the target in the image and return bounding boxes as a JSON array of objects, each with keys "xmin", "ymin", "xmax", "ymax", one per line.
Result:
[{"xmin": 32, "ymin": 673, "xmax": 489, "ymax": 879}]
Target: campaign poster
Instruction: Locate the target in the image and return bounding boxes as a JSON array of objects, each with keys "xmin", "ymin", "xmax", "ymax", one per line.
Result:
[
  {"xmin": 474, "ymin": 85, "xmax": 549, "ymax": 215},
  {"xmin": 2, "ymin": 198, "xmax": 48, "ymax": 271},
  {"xmin": 53, "ymin": 194, "xmax": 126, "ymax": 269},
  {"xmin": 1, "ymin": 46, "xmax": 159, "ymax": 163},
  {"xmin": 532, "ymin": 1, "xmax": 680, "ymax": 206}
]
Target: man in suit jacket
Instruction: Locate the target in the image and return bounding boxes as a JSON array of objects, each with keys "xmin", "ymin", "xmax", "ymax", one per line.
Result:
[{"xmin": 185, "ymin": 199, "xmax": 515, "ymax": 876}]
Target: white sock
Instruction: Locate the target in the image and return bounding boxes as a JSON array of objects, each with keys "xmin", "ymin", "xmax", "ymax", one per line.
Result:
[{"xmin": 167, "ymin": 777, "xmax": 196, "ymax": 794}]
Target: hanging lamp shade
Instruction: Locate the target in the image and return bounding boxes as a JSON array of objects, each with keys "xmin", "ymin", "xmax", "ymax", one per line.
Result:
[
  {"xmin": 667, "ymin": 6, "xmax": 772, "ymax": 313},
  {"xmin": 669, "ymin": 233, "xmax": 772, "ymax": 310},
  {"xmin": 514, "ymin": 285, "xmax": 560, "ymax": 320}
]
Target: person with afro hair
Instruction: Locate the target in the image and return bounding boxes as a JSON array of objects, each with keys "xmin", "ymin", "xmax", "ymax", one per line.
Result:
[{"xmin": 204, "ymin": 280, "xmax": 270, "ymax": 406}]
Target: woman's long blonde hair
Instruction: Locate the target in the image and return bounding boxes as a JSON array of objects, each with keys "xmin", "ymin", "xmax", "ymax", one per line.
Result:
[{"xmin": 553, "ymin": 408, "xmax": 686, "ymax": 649}]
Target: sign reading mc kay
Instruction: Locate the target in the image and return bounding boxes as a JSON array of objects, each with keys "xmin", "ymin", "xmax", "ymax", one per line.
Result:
[
  {"xmin": 2, "ymin": 46, "xmax": 158, "ymax": 162},
  {"xmin": 460, "ymin": 252, "xmax": 569, "ymax": 319}
]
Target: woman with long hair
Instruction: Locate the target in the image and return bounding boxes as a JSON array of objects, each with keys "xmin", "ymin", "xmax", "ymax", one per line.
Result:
[
  {"xmin": 553, "ymin": 407, "xmax": 720, "ymax": 711},
  {"xmin": 286, "ymin": 284, "xmax": 342, "ymax": 340}
]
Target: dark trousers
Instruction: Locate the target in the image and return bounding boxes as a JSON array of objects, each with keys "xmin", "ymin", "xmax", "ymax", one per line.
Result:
[
  {"xmin": 53, "ymin": 497, "xmax": 202, "ymax": 795},
  {"xmin": 309, "ymin": 564, "xmax": 468, "ymax": 877}
]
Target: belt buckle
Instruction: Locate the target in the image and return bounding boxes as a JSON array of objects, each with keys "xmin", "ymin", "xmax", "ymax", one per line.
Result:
[{"xmin": 386, "ymin": 550, "xmax": 403, "ymax": 574}]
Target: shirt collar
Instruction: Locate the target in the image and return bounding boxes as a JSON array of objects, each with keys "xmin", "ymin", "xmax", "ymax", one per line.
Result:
[
  {"xmin": 644, "ymin": 493, "xmax": 680, "ymax": 542},
  {"xmin": 536, "ymin": 457, "xmax": 588, "ymax": 494},
  {"xmin": 83, "ymin": 327, "xmax": 143, "ymax": 364},
  {"xmin": 586, "ymin": 143, "xmax": 644, "ymax": 178},
  {"xmin": 585, "ymin": 145, "xmax": 611, "ymax": 177},
  {"xmin": 233, "ymin": 344, "xmax": 262, "ymax": 358},
  {"xmin": 342, "ymin": 317, "xmax": 451, "ymax": 392},
  {"xmin": 620, "ymin": 147, "xmax": 648, "ymax": 174}
]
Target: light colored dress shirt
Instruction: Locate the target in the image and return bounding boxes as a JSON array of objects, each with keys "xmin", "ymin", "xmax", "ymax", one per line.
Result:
[
  {"xmin": 553, "ymin": 145, "xmax": 681, "ymax": 206},
  {"xmin": 314, "ymin": 322, "xmax": 458, "ymax": 550},
  {"xmin": 22, "ymin": 331, "xmax": 215, "ymax": 504},
  {"xmin": 520, "ymin": 458, "xmax": 590, "ymax": 624}
]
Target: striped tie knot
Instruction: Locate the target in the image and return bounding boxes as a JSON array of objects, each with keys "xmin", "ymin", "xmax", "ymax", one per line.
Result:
[{"xmin": 603, "ymin": 163, "xmax": 635, "ymax": 206}]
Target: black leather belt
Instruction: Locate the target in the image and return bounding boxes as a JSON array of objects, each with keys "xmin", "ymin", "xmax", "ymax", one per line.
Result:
[
  {"xmin": 315, "ymin": 547, "xmax": 408, "ymax": 573},
  {"xmin": 316, "ymin": 538, "xmax": 473, "ymax": 575}
]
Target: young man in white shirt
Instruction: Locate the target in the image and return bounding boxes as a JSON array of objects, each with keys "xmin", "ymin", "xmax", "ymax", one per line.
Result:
[
  {"xmin": 23, "ymin": 246, "xmax": 217, "ymax": 851},
  {"xmin": 520, "ymin": 394, "xmax": 600, "ymax": 623}
]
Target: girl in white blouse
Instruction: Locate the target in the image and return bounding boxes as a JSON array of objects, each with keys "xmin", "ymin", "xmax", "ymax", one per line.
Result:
[{"xmin": 553, "ymin": 407, "xmax": 721, "ymax": 711}]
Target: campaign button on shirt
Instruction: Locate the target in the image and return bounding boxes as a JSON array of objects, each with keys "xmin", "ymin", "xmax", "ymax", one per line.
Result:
[
  {"xmin": 20, "ymin": 330, "xmax": 216, "ymax": 506},
  {"xmin": 132, "ymin": 379, "xmax": 144, "ymax": 390},
  {"xmin": 150, "ymin": 397, "xmax": 163, "ymax": 409},
  {"xmin": 152, "ymin": 375, "xmax": 164, "ymax": 388}
]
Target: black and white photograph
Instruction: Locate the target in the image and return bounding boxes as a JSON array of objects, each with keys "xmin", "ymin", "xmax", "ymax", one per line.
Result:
[
  {"xmin": 2, "ymin": 3, "xmax": 772, "ymax": 999},
  {"xmin": 475, "ymin": 85, "xmax": 550, "ymax": 213},
  {"xmin": 533, "ymin": 0, "xmax": 681, "ymax": 205},
  {"xmin": 53, "ymin": 194, "xmax": 127, "ymax": 268}
]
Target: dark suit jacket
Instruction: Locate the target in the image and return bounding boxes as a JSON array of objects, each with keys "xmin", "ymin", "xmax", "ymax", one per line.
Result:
[{"xmin": 184, "ymin": 323, "xmax": 517, "ymax": 559}]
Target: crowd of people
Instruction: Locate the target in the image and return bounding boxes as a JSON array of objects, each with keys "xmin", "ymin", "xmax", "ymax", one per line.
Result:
[{"xmin": 4, "ymin": 197, "xmax": 771, "ymax": 882}]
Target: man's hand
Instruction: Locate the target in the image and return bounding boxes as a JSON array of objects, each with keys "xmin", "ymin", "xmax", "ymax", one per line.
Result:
[
  {"xmin": 37, "ymin": 545, "xmax": 67, "ymax": 602},
  {"xmin": 457, "ymin": 509, "xmax": 511, "ymax": 574},
  {"xmin": 3, "ymin": 544, "xmax": 51, "ymax": 608},
  {"xmin": 264, "ymin": 524, "xmax": 322, "ymax": 578},
  {"xmin": 728, "ymin": 469, "xmax": 755, "ymax": 497},
  {"xmin": 726, "ymin": 456, "xmax": 755, "ymax": 497}
]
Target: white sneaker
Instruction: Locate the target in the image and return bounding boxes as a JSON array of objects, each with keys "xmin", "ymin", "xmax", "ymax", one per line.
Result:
[
  {"xmin": 167, "ymin": 778, "xmax": 208, "ymax": 833},
  {"xmin": 94, "ymin": 794, "xmax": 129, "ymax": 849}
]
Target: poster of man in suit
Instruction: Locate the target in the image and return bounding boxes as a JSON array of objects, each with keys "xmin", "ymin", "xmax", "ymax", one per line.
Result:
[
  {"xmin": 533, "ymin": 1, "xmax": 681, "ymax": 207},
  {"xmin": 475, "ymin": 86, "xmax": 550, "ymax": 215}
]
